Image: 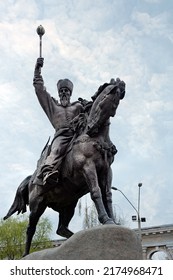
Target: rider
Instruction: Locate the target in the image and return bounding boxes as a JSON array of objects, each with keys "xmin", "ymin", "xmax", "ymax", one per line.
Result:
[{"xmin": 33, "ymin": 57, "xmax": 84, "ymax": 186}]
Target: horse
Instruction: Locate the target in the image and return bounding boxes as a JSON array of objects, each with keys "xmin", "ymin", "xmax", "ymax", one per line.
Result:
[{"xmin": 4, "ymin": 81, "xmax": 125, "ymax": 256}]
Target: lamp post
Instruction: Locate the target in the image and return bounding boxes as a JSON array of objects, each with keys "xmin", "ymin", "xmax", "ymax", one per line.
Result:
[
  {"xmin": 112, "ymin": 183, "xmax": 144, "ymax": 242},
  {"xmin": 137, "ymin": 183, "xmax": 142, "ymax": 241}
]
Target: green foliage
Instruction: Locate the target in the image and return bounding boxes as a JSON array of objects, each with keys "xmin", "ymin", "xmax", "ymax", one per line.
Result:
[
  {"xmin": 82, "ymin": 202, "xmax": 126, "ymax": 229},
  {"xmin": 83, "ymin": 202, "xmax": 100, "ymax": 229},
  {"xmin": 0, "ymin": 215, "xmax": 52, "ymax": 259},
  {"xmin": 31, "ymin": 217, "xmax": 52, "ymax": 252}
]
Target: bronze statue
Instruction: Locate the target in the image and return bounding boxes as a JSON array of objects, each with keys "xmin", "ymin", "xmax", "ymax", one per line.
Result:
[{"xmin": 3, "ymin": 27, "xmax": 126, "ymax": 256}]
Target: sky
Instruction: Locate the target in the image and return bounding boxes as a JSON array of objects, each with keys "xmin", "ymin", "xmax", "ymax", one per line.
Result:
[{"xmin": 0, "ymin": 0, "xmax": 173, "ymax": 240}]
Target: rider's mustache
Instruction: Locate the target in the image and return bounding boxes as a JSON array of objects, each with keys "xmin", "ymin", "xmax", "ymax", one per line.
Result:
[{"xmin": 60, "ymin": 93, "xmax": 69, "ymax": 99}]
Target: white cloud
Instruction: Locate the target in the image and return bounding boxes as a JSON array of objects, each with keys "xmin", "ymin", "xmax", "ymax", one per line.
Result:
[
  {"xmin": 132, "ymin": 10, "xmax": 171, "ymax": 36},
  {"xmin": 144, "ymin": 0, "xmax": 161, "ymax": 3},
  {"xmin": 0, "ymin": 0, "xmax": 38, "ymax": 21}
]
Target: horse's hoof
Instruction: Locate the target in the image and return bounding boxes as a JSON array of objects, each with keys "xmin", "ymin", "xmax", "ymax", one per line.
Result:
[
  {"xmin": 56, "ymin": 226, "xmax": 74, "ymax": 239},
  {"xmin": 103, "ymin": 218, "xmax": 115, "ymax": 225},
  {"xmin": 22, "ymin": 252, "xmax": 28, "ymax": 258}
]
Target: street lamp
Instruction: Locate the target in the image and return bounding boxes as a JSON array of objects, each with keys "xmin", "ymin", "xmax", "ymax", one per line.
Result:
[
  {"xmin": 137, "ymin": 183, "xmax": 142, "ymax": 241},
  {"xmin": 112, "ymin": 183, "xmax": 145, "ymax": 242}
]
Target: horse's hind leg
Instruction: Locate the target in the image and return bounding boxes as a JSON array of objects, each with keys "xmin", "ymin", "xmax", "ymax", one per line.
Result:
[
  {"xmin": 56, "ymin": 200, "xmax": 78, "ymax": 238},
  {"xmin": 23, "ymin": 202, "xmax": 46, "ymax": 256}
]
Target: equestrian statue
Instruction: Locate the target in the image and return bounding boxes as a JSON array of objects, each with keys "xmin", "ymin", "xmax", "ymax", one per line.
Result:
[{"xmin": 3, "ymin": 26, "xmax": 126, "ymax": 256}]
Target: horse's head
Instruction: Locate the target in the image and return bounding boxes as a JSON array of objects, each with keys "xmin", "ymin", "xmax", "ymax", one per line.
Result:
[{"xmin": 87, "ymin": 78, "xmax": 125, "ymax": 136}]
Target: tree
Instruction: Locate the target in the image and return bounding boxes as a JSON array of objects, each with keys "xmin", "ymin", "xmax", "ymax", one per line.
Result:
[
  {"xmin": 83, "ymin": 202, "xmax": 100, "ymax": 229},
  {"xmin": 82, "ymin": 201, "xmax": 126, "ymax": 229},
  {"xmin": 0, "ymin": 215, "xmax": 52, "ymax": 259}
]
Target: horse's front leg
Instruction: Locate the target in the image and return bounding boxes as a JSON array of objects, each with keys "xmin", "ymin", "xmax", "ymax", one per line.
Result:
[
  {"xmin": 83, "ymin": 162, "xmax": 114, "ymax": 225},
  {"xmin": 104, "ymin": 167, "xmax": 115, "ymax": 221}
]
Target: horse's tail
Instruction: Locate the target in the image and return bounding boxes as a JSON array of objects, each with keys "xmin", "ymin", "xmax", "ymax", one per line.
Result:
[{"xmin": 3, "ymin": 175, "xmax": 32, "ymax": 220}]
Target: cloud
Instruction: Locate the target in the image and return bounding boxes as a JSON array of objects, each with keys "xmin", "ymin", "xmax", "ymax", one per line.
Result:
[
  {"xmin": 0, "ymin": 0, "xmax": 38, "ymax": 21},
  {"xmin": 144, "ymin": 0, "xmax": 162, "ymax": 3},
  {"xmin": 132, "ymin": 9, "xmax": 172, "ymax": 37}
]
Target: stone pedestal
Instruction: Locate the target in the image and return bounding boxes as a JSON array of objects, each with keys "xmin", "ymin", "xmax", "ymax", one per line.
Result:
[{"xmin": 23, "ymin": 225, "xmax": 143, "ymax": 260}]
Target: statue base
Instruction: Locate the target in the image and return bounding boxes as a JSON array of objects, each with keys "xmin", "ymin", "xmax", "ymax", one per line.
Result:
[{"xmin": 22, "ymin": 225, "xmax": 143, "ymax": 260}]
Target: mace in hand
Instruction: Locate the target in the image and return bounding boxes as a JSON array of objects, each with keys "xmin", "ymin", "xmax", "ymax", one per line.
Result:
[{"xmin": 36, "ymin": 25, "xmax": 45, "ymax": 58}]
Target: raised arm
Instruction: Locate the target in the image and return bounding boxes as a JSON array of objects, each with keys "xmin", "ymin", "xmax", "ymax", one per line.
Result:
[{"xmin": 33, "ymin": 58, "xmax": 56, "ymax": 125}]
